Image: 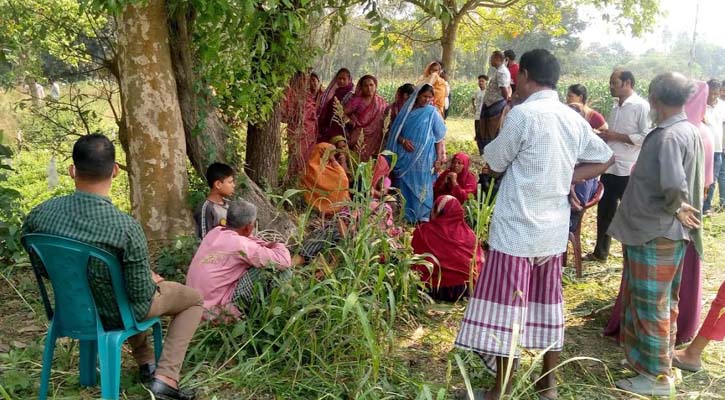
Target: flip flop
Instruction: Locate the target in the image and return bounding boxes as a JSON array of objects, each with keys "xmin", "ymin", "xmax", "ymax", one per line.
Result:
[
  {"xmin": 615, "ymin": 375, "xmax": 673, "ymax": 396},
  {"xmin": 672, "ymin": 357, "xmax": 702, "ymax": 372}
]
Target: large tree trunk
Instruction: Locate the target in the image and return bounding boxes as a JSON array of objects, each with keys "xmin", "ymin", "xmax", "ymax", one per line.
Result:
[
  {"xmin": 244, "ymin": 104, "xmax": 282, "ymax": 188},
  {"xmin": 167, "ymin": 7, "xmax": 295, "ymax": 237},
  {"xmin": 116, "ymin": 0, "xmax": 192, "ymax": 241},
  {"xmin": 167, "ymin": 8, "xmax": 228, "ymax": 175},
  {"xmin": 440, "ymin": 19, "xmax": 459, "ymax": 76}
]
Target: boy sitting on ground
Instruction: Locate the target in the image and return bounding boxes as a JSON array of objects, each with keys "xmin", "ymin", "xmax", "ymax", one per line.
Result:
[
  {"xmin": 186, "ymin": 200, "xmax": 293, "ymax": 321},
  {"xmin": 194, "ymin": 162, "xmax": 235, "ymax": 239}
]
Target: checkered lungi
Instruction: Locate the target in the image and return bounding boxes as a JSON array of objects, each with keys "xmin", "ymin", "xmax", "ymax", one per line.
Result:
[
  {"xmin": 455, "ymin": 249, "xmax": 564, "ymax": 372},
  {"xmin": 621, "ymin": 238, "xmax": 686, "ymax": 378},
  {"xmin": 231, "ymin": 268, "xmax": 292, "ymax": 309}
]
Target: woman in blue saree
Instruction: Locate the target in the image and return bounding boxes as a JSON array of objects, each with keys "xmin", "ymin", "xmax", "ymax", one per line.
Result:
[{"xmin": 386, "ymin": 84, "xmax": 447, "ymax": 223}]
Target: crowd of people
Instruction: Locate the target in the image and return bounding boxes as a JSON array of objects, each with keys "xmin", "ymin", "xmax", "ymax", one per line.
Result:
[{"xmin": 20, "ymin": 45, "xmax": 725, "ymax": 400}]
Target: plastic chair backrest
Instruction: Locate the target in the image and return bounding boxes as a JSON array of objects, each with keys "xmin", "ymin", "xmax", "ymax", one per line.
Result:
[{"xmin": 22, "ymin": 234, "xmax": 138, "ymax": 338}]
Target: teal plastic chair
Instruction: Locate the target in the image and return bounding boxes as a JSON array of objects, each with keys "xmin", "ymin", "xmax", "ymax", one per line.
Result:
[{"xmin": 22, "ymin": 233, "xmax": 163, "ymax": 400}]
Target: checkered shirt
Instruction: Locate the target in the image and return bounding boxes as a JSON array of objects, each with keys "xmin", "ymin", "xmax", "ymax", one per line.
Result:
[
  {"xmin": 484, "ymin": 90, "xmax": 613, "ymax": 257},
  {"xmin": 22, "ymin": 191, "xmax": 157, "ymax": 329}
]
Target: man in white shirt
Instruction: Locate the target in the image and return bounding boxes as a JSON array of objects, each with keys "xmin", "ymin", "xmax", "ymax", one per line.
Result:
[
  {"xmin": 477, "ymin": 51, "xmax": 511, "ymax": 152},
  {"xmin": 455, "ymin": 49, "xmax": 613, "ymax": 400},
  {"xmin": 586, "ymin": 70, "xmax": 650, "ymax": 261},
  {"xmin": 472, "ymin": 74, "xmax": 488, "ymax": 154},
  {"xmin": 705, "ymin": 79, "xmax": 724, "ymax": 212}
]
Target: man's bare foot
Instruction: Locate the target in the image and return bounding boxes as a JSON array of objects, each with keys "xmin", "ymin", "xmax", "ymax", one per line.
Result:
[
  {"xmin": 533, "ymin": 375, "xmax": 558, "ymax": 400},
  {"xmin": 673, "ymin": 348, "xmax": 703, "ymax": 372}
]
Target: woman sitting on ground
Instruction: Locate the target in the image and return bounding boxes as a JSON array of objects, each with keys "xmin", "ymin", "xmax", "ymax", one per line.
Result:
[
  {"xmin": 433, "ymin": 152, "xmax": 478, "ymax": 204},
  {"xmin": 301, "ymin": 142, "xmax": 350, "ymax": 215},
  {"xmin": 412, "ymin": 195, "xmax": 483, "ymax": 301}
]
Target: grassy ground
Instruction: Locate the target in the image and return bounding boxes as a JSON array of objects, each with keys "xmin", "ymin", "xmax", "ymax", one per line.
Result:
[{"xmin": 1, "ymin": 117, "xmax": 724, "ymax": 399}]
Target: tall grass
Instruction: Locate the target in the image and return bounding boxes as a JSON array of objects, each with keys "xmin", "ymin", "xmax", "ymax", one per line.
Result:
[{"xmin": 184, "ymin": 158, "xmax": 434, "ymax": 398}]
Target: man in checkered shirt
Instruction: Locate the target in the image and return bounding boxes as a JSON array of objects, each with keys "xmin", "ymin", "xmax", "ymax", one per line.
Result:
[
  {"xmin": 23, "ymin": 134, "xmax": 201, "ymax": 400},
  {"xmin": 455, "ymin": 49, "xmax": 614, "ymax": 399}
]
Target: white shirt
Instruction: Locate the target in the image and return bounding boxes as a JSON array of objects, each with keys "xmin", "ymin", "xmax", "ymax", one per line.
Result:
[
  {"xmin": 706, "ymin": 99, "xmax": 725, "ymax": 152},
  {"xmin": 50, "ymin": 82, "xmax": 60, "ymax": 100},
  {"xmin": 483, "ymin": 65, "xmax": 510, "ymax": 106},
  {"xmin": 484, "ymin": 90, "xmax": 613, "ymax": 257},
  {"xmin": 605, "ymin": 92, "xmax": 651, "ymax": 176},
  {"xmin": 444, "ymin": 81, "xmax": 451, "ymax": 110},
  {"xmin": 473, "ymin": 89, "xmax": 485, "ymax": 120}
]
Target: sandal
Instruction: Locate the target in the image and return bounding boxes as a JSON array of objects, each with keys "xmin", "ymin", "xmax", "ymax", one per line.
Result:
[{"xmin": 615, "ymin": 374, "xmax": 673, "ymax": 396}]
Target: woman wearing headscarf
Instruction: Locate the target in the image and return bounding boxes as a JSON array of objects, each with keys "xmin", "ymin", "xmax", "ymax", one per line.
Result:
[
  {"xmin": 433, "ymin": 152, "xmax": 478, "ymax": 204},
  {"xmin": 318, "ymin": 68, "xmax": 355, "ymax": 143},
  {"xmin": 412, "ymin": 195, "xmax": 483, "ymax": 301},
  {"xmin": 603, "ymin": 80, "xmax": 710, "ymax": 345},
  {"xmin": 282, "ymin": 72, "xmax": 321, "ymax": 182},
  {"xmin": 341, "ymin": 75, "xmax": 389, "ymax": 161},
  {"xmin": 416, "ymin": 61, "xmax": 448, "ymax": 118},
  {"xmin": 386, "ymin": 84, "xmax": 447, "ymax": 223},
  {"xmin": 300, "ymin": 143, "xmax": 350, "ymax": 215}
]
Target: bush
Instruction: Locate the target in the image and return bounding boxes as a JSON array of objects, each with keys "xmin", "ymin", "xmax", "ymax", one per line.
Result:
[{"xmin": 0, "ymin": 141, "xmax": 24, "ymax": 265}]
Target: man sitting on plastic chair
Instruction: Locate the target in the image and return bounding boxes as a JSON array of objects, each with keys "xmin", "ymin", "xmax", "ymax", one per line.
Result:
[{"xmin": 22, "ymin": 133, "xmax": 203, "ymax": 400}]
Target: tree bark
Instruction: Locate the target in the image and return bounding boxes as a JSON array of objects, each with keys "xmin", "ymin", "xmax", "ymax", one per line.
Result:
[
  {"xmin": 244, "ymin": 104, "xmax": 282, "ymax": 189},
  {"xmin": 116, "ymin": 0, "xmax": 192, "ymax": 241},
  {"xmin": 167, "ymin": 7, "xmax": 295, "ymax": 237},
  {"xmin": 441, "ymin": 19, "xmax": 459, "ymax": 76},
  {"xmin": 167, "ymin": 8, "xmax": 229, "ymax": 176}
]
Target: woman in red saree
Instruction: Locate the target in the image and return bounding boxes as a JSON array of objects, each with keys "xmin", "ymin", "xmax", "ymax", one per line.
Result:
[
  {"xmin": 433, "ymin": 152, "xmax": 478, "ymax": 204},
  {"xmin": 383, "ymin": 83, "xmax": 416, "ymax": 146},
  {"xmin": 345, "ymin": 75, "xmax": 388, "ymax": 161},
  {"xmin": 282, "ymin": 72, "xmax": 321, "ymax": 182},
  {"xmin": 412, "ymin": 195, "xmax": 484, "ymax": 301},
  {"xmin": 318, "ymin": 68, "xmax": 355, "ymax": 143}
]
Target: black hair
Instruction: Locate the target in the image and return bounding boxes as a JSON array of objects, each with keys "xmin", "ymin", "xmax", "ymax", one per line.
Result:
[
  {"xmin": 491, "ymin": 50, "xmax": 505, "ymax": 60},
  {"xmin": 416, "ymin": 84, "xmax": 434, "ymax": 100},
  {"xmin": 504, "ymin": 49, "xmax": 516, "ymax": 61},
  {"xmin": 399, "ymin": 83, "xmax": 415, "ymax": 96},
  {"xmin": 72, "ymin": 133, "xmax": 115, "ymax": 181},
  {"xmin": 310, "ymin": 72, "xmax": 320, "ymax": 81},
  {"xmin": 519, "ymin": 49, "xmax": 560, "ymax": 89},
  {"xmin": 205, "ymin": 162, "xmax": 235, "ymax": 188},
  {"xmin": 707, "ymin": 79, "xmax": 722, "ymax": 91},
  {"xmin": 477, "ymin": 74, "xmax": 489, "ymax": 81},
  {"xmin": 567, "ymin": 84, "xmax": 588, "ymax": 104},
  {"xmin": 618, "ymin": 70, "xmax": 635, "ymax": 88},
  {"xmin": 335, "ymin": 68, "xmax": 351, "ymax": 79}
]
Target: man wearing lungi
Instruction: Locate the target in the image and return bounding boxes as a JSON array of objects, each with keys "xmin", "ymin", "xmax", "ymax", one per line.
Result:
[
  {"xmin": 476, "ymin": 50, "xmax": 511, "ymax": 154},
  {"xmin": 455, "ymin": 49, "xmax": 614, "ymax": 400},
  {"xmin": 609, "ymin": 72, "xmax": 703, "ymax": 396}
]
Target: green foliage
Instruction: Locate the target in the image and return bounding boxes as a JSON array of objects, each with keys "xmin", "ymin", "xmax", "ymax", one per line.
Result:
[
  {"xmin": 0, "ymin": 141, "xmax": 24, "ymax": 265},
  {"xmin": 184, "ymin": 160, "xmax": 433, "ymax": 398},
  {"xmin": 155, "ymin": 236, "xmax": 199, "ymax": 281}
]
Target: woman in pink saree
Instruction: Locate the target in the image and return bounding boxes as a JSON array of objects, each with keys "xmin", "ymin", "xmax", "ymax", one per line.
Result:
[
  {"xmin": 318, "ymin": 68, "xmax": 355, "ymax": 143},
  {"xmin": 345, "ymin": 75, "xmax": 388, "ymax": 161},
  {"xmin": 282, "ymin": 72, "xmax": 321, "ymax": 182}
]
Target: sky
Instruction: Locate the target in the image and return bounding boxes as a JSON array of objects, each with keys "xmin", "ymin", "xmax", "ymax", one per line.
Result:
[{"xmin": 579, "ymin": 0, "xmax": 725, "ymax": 54}]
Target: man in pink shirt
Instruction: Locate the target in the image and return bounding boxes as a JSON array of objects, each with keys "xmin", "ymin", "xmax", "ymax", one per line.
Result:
[{"xmin": 186, "ymin": 200, "xmax": 292, "ymax": 320}]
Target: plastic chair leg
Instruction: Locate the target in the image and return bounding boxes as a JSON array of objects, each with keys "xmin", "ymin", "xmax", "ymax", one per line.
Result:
[
  {"xmin": 79, "ymin": 340, "xmax": 97, "ymax": 386},
  {"xmin": 152, "ymin": 322, "xmax": 163, "ymax": 363},
  {"xmin": 97, "ymin": 335, "xmax": 122, "ymax": 400},
  {"xmin": 38, "ymin": 323, "xmax": 57, "ymax": 400}
]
